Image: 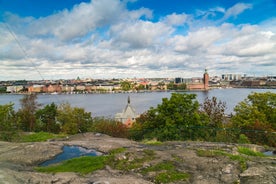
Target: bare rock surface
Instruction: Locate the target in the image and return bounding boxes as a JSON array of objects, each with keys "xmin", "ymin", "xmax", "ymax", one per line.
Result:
[{"xmin": 0, "ymin": 133, "xmax": 275, "ymax": 184}]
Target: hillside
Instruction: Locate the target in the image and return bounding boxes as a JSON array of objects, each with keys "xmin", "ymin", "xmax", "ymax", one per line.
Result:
[{"xmin": 0, "ymin": 133, "xmax": 275, "ymax": 184}]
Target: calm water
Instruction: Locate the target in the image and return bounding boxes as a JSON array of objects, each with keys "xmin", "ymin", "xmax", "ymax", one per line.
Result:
[
  {"xmin": 0, "ymin": 88, "xmax": 275, "ymax": 117},
  {"xmin": 39, "ymin": 146, "xmax": 101, "ymax": 166}
]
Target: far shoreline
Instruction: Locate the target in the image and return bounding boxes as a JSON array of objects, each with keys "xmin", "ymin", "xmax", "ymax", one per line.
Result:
[{"xmin": 1, "ymin": 86, "xmax": 276, "ymax": 95}]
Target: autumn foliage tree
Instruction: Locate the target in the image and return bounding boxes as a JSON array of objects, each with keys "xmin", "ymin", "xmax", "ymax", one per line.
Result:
[
  {"xmin": 90, "ymin": 117, "xmax": 129, "ymax": 138},
  {"xmin": 201, "ymin": 96, "xmax": 226, "ymax": 128}
]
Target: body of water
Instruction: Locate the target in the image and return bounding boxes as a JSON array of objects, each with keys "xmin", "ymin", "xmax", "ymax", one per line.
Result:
[
  {"xmin": 0, "ymin": 88, "xmax": 275, "ymax": 117},
  {"xmin": 39, "ymin": 145, "xmax": 101, "ymax": 166}
]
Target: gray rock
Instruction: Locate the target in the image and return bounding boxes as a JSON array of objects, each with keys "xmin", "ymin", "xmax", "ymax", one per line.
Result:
[{"xmin": 0, "ymin": 133, "xmax": 275, "ymax": 184}]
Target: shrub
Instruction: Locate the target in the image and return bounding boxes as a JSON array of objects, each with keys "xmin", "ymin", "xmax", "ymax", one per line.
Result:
[{"xmin": 90, "ymin": 117, "xmax": 129, "ymax": 138}]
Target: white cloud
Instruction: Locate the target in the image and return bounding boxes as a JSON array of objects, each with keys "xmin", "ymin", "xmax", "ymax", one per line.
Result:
[
  {"xmin": 171, "ymin": 26, "xmax": 222, "ymax": 53},
  {"xmin": 0, "ymin": 0, "xmax": 275, "ymax": 80},
  {"xmin": 110, "ymin": 20, "xmax": 173, "ymax": 49},
  {"xmin": 222, "ymin": 3, "xmax": 252, "ymax": 20},
  {"xmin": 163, "ymin": 13, "xmax": 188, "ymax": 26}
]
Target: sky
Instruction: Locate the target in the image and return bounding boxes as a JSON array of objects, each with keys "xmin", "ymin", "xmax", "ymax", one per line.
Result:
[{"xmin": 0, "ymin": 0, "xmax": 275, "ymax": 80}]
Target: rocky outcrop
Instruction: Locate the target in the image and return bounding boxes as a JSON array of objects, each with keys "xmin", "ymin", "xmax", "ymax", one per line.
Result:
[{"xmin": 0, "ymin": 133, "xmax": 275, "ymax": 184}]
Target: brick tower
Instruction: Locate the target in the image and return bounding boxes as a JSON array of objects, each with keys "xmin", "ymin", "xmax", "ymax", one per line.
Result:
[{"xmin": 203, "ymin": 69, "xmax": 209, "ymax": 90}]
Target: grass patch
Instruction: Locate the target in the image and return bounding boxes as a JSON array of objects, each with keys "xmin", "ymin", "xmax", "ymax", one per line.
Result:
[
  {"xmin": 36, "ymin": 156, "xmax": 107, "ymax": 174},
  {"xmin": 142, "ymin": 161, "xmax": 175, "ymax": 174},
  {"xmin": 228, "ymin": 154, "xmax": 247, "ymax": 171},
  {"xmin": 196, "ymin": 149, "xmax": 226, "ymax": 157},
  {"xmin": 143, "ymin": 149, "xmax": 156, "ymax": 158},
  {"xmin": 20, "ymin": 132, "xmax": 67, "ymax": 142},
  {"xmin": 196, "ymin": 149, "xmax": 248, "ymax": 171},
  {"xmin": 36, "ymin": 147, "xmax": 126, "ymax": 175},
  {"xmin": 109, "ymin": 149, "xmax": 156, "ymax": 171},
  {"xmin": 142, "ymin": 161, "xmax": 189, "ymax": 183},
  {"xmin": 109, "ymin": 147, "xmax": 126, "ymax": 155},
  {"xmin": 237, "ymin": 147, "xmax": 266, "ymax": 157},
  {"xmin": 172, "ymin": 154, "xmax": 183, "ymax": 162},
  {"xmin": 155, "ymin": 171, "xmax": 189, "ymax": 184}
]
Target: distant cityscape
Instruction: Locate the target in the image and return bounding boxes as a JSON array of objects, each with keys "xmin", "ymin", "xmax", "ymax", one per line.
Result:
[{"xmin": 1, "ymin": 71, "xmax": 276, "ymax": 94}]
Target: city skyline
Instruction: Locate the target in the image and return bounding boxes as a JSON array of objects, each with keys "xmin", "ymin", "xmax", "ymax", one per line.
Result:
[{"xmin": 0, "ymin": 0, "xmax": 275, "ymax": 80}]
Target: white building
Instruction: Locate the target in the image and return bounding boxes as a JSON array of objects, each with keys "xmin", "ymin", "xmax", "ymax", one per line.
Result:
[{"xmin": 6, "ymin": 85, "xmax": 24, "ymax": 93}]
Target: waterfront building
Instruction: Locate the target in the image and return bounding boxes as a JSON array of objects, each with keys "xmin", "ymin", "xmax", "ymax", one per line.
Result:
[
  {"xmin": 115, "ymin": 96, "xmax": 138, "ymax": 127},
  {"xmin": 28, "ymin": 85, "xmax": 44, "ymax": 93},
  {"xmin": 43, "ymin": 84, "xmax": 62, "ymax": 93},
  {"xmin": 6, "ymin": 85, "xmax": 24, "ymax": 93},
  {"xmin": 186, "ymin": 69, "xmax": 209, "ymax": 90},
  {"xmin": 221, "ymin": 74, "xmax": 242, "ymax": 81}
]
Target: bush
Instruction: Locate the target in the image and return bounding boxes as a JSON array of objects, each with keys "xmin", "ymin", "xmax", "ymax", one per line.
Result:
[
  {"xmin": 238, "ymin": 134, "xmax": 251, "ymax": 144},
  {"xmin": 90, "ymin": 117, "xmax": 129, "ymax": 138}
]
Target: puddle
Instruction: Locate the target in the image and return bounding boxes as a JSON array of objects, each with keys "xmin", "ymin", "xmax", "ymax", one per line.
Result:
[
  {"xmin": 263, "ymin": 151, "xmax": 276, "ymax": 156},
  {"xmin": 40, "ymin": 145, "xmax": 102, "ymax": 166}
]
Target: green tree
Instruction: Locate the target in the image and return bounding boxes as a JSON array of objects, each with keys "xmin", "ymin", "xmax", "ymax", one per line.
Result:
[
  {"xmin": 36, "ymin": 103, "xmax": 60, "ymax": 133},
  {"xmin": 232, "ymin": 92, "xmax": 276, "ymax": 129},
  {"xmin": 176, "ymin": 83, "xmax": 186, "ymax": 90},
  {"xmin": 0, "ymin": 103, "xmax": 18, "ymax": 141},
  {"xmin": 0, "ymin": 103, "xmax": 16, "ymax": 130},
  {"xmin": 132, "ymin": 93, "xmax": 207, "ymax": 141},
  {"xmin": 121, "ymin": 81, "xmax": 132, "ymax": 91},
  {"xmin": 167, "ymin": 82, "xmax": 175, "ymax": 90},
  {"xmin": 136, "ymin": 84, "xmax": 146, "ymax": 91},
  {"xmin": 57, "ymin": 103, "xmax": 92, "ymax": 134},
  {"xmin": 17, "ymin": 94, "xmax": 40, "ymax": 131},
  {"xmin": 166, "ymin": 82, "xmax": 186, "ymax": 90},
  {"xmin": 231, "ymin": 92, "xmax": 276, "ymax": 146},
  {"xmin": 0, "ymin": 86, "xmax": 6, "ymax": 93}
]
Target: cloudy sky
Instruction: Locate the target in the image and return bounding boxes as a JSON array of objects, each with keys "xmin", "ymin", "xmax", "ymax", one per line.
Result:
[{"xmin": 0, "ymin": 0, "xmax": 275, "ymax": 80}]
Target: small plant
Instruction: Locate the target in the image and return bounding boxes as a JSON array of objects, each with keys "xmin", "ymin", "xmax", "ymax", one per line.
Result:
[
  {"xmin": 237, "ymin": 134, "xmax": 251, "ymax": 144},
  {"xmin": 142, "ymin": 138, "xmax": 163, "ymax": 145}
]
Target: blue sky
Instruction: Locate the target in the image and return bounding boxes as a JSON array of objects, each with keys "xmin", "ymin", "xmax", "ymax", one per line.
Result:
[{"xmin": 0, "ymin": 0, "xmax": 275, "ymax": 80}]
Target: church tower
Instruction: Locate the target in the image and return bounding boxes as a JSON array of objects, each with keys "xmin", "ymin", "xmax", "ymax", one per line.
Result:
[
  {"xmin": 115, "ymin": 96, "xmax": 137, "ymax": 127},
  {"xmin": 203, "ymin": 69, "xmax": 209, "ymax": 90}
]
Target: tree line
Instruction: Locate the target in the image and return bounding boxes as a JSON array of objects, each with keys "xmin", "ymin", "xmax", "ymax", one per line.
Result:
[{"xmin": 0, "ymin": 92, "xmax": 275, "ymax": 147}]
